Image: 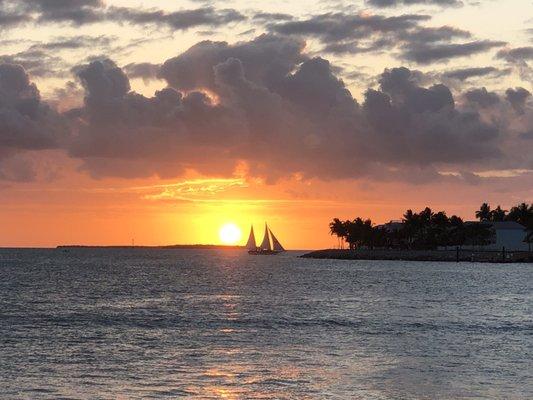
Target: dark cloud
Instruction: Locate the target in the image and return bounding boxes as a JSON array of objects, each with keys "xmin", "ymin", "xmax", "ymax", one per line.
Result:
[
  {"xmin": 68, "ymin": 59, "xmax": 245, "ymax": 178},
  {"xmin": 1, "ymin": 1, "xmax": 245, "ymax": 30},
  {"xmin": 496, "ymin": 46, "xmax": 533, "ymax": 63},
  {"xmin": 268, "ymin": 13, "xmax": 429, "ymax": 42},
  {"xmin": 362, "ymin": 67, "xmax": 501, "ymax": 165},
  {"xmin": 253, "ymin": 12, "xmax": 293, "ymax": 22},
  {"xmin": 107, "ymin": 6, "xmax": 245, "ymax": 30},
  {"xmin": 159, "ymin": 34, "xmax": 306, "ymax": 92},
  {"xmin": 62, "ymin": 37, "xmax": 516, "ymax": 182},
  {"xmin": 21, "ymin": 0, "xmax": 105, "ymax": 24},
  {"xmin": 463, "ymin": 87, "xmax": 500, "ymax": 108},
  {"xmin": 367, "ymin": 0, "xmax": 462, "ymax": 6},
  {"xmin": 397, "ymin": 26, "xmax": 471, "ymax": 44},
  {"xmin": 123, "ymin": 62, "xmax": 161, "ymax": 83},
  {"xmin": 322, "ymin": 42, "xmax": 378, "ymax": 55},
  {"xmin": 266, "ymin": 12, "xmax": 503, "ymax": 64},
  {"xmin": 442, "ymin": 66, "xmax": 508, "ymax": 81},
  {"xmin": 402, "ymin": 40, "xmax": 505, "ymax": 64},
  {"xmin": 0, "ymin": 63, "xmax": 66, "ymax": 156},
  {"xmin": 0, "ymin": 9, "xmax": 31, "ymax": 28},
  {"xmin": 0, "ymin": 49, "xmax": 67, "ymax": 77},
  {"xmin": 0, "ymin": 153, "xmax": 37, "ymax": 182},
  {"xmin": 30, "ymin": 35, "xmax": 114, "ymax": 51},
  {"xmin": 505, "ymin": 87, "xmax": 531, "ymax": 114},
  {"xmin": 2, "ymin": 36, "xmax": 530, "ymax": 184}
]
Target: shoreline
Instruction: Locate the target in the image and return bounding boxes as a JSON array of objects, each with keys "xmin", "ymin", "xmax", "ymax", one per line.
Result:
[
  {"xmin": 56, "ymin": 244, "xmax": 244, "ymax": 250},
  {"xmin": 301, "ymin": 249, "xmax": 533, "ymax": 263}
]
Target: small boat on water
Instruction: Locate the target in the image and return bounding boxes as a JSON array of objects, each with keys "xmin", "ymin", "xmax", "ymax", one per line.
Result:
[{"xmin": 246, "ymin": 223, "xmax": 285, "ymax": 255}]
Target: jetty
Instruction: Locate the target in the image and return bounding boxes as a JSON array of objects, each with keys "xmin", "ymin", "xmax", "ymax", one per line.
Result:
[{"xmin": 301, "ymin": 248, "xmax": 533, "ymax": 263}]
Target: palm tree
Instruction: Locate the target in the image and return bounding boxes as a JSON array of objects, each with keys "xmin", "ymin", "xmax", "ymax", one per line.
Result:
[
  {"xmin": 402, "ymin": 209, "xmax": 418, "ymax": 249},
  {"xmin": 448, "ymin": 215, "xmax": 465, "ymax": 247},
  {"xmin": 329, "ymin": 218, "xmax": 346, "ymax": 249},
  {"xmin": 465, "ymin": 223, "xmax": 493, "ymax": 247},
  {"xmin": 490, "ymin": 205, "xmax": 507, "ymax": 222},
  {"xmin": 507, "ymin": 203, "xmax": 533, "ymax": 228},
  {"xmin": 475, "ymin": 203, "xmax": 491, "ymax": 221}
]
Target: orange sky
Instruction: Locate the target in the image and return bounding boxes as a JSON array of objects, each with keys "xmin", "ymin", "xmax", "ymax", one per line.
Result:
[
  {"xmin": 1, "ymin": 151, "xmax": 531, "ymax": 249},
  {"xmin": 0, "ymin": 0, "xmax": 531, "ymax": 248}
]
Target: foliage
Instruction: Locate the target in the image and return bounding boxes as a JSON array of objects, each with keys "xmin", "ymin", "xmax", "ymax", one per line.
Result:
[{"xmin": 329, "ymin": 202, "xmax": 533, "ymax": 250}]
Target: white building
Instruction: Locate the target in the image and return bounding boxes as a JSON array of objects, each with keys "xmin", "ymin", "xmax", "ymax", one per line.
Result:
[{"xmin": 484, "ymin": 221, "xmax": 529, "ymax": 251}]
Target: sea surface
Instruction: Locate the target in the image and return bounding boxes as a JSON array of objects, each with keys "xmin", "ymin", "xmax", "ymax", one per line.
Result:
[{"xmin": 0, "ymin": 248, "xmax": 531, "ymax": 399}]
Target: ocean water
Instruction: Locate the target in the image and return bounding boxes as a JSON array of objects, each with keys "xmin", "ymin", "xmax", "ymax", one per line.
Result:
[{"xmin": 0, "ymin": 249, "xmax": 531, "ymax": 399}]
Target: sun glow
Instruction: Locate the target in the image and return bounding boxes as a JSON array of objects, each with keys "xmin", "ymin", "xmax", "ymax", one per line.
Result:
[{"xmin": 219, "ymin": 223, "xmax": 242, "ymax": 245}]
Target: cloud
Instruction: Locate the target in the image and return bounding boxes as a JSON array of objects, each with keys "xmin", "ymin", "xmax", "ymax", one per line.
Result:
[
  {"xmin": 143, "ymin": 178, "xmax": 247, "ymax": 201},
  {"xmin": 442, "ymin": 66, "xmax": 509, "ymax": 81},
  {"xmin": 268, "ymin": 13, "xmax": 429, "ymax": 43},
  {"xmin": 123, "ymin": 62, "xmax": 161, "ymax": 83},
  {"xmin": 107, "ymin": 6, "xmax": 245, "ymax": 30},
  {"xmin": 253, "ymin": 12, "xmax": 293, "ymax": 22},
  {"xmin": 31, "ymin": 35, "xmax": 114, "ymax": 50},
  {"xmin": 0, "ymin": 152, "xmax": 37, "ymax": 182},
  {"xmin": 367, "ymin": 0, "xmax": 462, "ymax": 6},
  {"xmin": 0, "ymin": 36, "xmax": 115, "ymax": 78},
  {"xmin": 67, "ymin": 58, "xmax": 245, "ymax": 178},
  {"xmin": 362, "ymin": 67, "xmax": 501, "ymax": 165},
  {"xmin": 397, "ymin": 25, "xmax": 471, "ymax": 43},
  {"xmin": 495, "ymin": 46, "xmax": 533, "ymax": 82},
  {"xmin": 159, "ymin": 34, "xmax": 306, "ymax": 91},
  {"xmin": 463, "ymin": 87, "xmax": 500, "ymax": 108},
  {"xmin": 0, "ymin": 49, "xmax": 67, "ymax": 78},
  {"xmin": 0, "ymin": 63, "xmax": 67, "ymax": 157},
  {"xmin": 496, "ymin": 46, "xmax": 533, "ymax": 63},
  {"xmin": 505, "ymin": 87, "xmax": 531, "ymax": 114},
  {"xmin": 2, "ymin": 36, "xmax": 531, "ymax": 185},
  {"xmin": 0, "ymin": 1, "xmax": 245, "ymax": 31},
  {"xmin": 0, "ymin": 8, "xmax": 31, "ymax": 29},
  {"xmin": 21, "ymin": 0, "xmax": 105, "ymax": 24},
  {"xmin": 402, "ymin": 40, "xmax": 506, "ymax": 64},
  {"xmin": 61, "ymin": 37, "xmax": 519, "ymax": 183},
  {"xmin": 266, "ymin": 12, "xmax": 502, "ymax": 64}
]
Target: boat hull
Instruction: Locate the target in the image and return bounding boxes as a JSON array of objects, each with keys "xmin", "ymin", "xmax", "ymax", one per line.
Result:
[{"xmin": 248, "ymin": 249, "xmax": 281, "ymax": 255}]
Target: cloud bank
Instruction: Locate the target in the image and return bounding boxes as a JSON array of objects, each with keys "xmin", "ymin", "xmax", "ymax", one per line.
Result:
[{"xmin": 2, "ymin": 34, "xmax": 530, "ymax": 184}]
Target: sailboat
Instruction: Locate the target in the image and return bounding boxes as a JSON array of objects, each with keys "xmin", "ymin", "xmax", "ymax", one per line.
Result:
[{"xmin": 246, "ymin": 223, "xmax": 285, "ymax": 255}]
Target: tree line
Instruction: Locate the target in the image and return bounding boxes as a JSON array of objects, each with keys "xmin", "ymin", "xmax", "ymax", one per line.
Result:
[{"xmin": 329, "ymin": 203, "xmax": 533, "ymax": 250}]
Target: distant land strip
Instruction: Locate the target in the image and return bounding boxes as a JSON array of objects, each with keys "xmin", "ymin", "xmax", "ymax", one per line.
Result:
[{"xmin": 57, "ymin": 244, "xmax": 244, "ymax": 250}]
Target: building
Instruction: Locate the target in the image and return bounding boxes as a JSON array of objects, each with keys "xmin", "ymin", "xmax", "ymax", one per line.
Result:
[
  {"xmin": 376, "ymin": 220, "xmax": 404, "ymax": 233},
  {"xmin": 464, "ymin": 221, "xmax": 529, "ymax": 251}
]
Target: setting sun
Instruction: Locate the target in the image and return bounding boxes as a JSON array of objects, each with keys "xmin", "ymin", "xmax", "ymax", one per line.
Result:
[{"xmin": 219, "ymin": 223, "xmax": 242, "ymax": 245}]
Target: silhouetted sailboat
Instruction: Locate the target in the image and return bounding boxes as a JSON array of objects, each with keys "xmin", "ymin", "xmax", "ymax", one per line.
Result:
[{"xmin": 246, "ymin": 223, "xmax": 285, "ymax": 255}]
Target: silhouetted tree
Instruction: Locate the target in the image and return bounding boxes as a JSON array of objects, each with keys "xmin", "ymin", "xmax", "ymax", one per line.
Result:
[
  {"xmin": 464, "ymin": 223, "xmax": 493, "ymax": 247},
  {"xmin": 328, "ymin": 204, "xmax": 533, "ymax": 251},
  {"xmin": 507, "ymin": 203, "xmax": 533, "ymax": 229},
  {"xmin": 345, "ymin": 218, "xmax": 373, "ymax": 249},
  {"xmin": 490, "ymin": 205, "xmax": 507, "ymax": 222},
  {"xmin": 448, "ymin": 215, "xmax": 466, "ymax": 247},
  {"xmin": 329, "ymin": 218, "xmax": 346, "ymax": 249},
  {"xmin": 475, "ymin": 203, "xmax": 491, "ymax": 221}
]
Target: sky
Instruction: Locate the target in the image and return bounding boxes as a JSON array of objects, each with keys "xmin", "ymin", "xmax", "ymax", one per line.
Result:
[{"xmin": 0, "ymin": 0, "xmax": 532, "ymax": 248}]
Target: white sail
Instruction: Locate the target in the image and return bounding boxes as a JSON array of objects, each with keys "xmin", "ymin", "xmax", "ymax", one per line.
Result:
[
  {"xmin": 269, "ymin": 228, "xmax": 285, "ymax": 252},
  {"xmin": 259, "ymin": 223, "xmax": 271, "ymax": 250},
  {"xmin": 245, "ymin": 225, "xmax": 256, "ymax": 250}
]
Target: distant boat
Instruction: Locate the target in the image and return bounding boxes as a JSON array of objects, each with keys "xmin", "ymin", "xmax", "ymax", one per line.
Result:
[{"xmin": 246, "ymin": 223, "xmax": 285, "ymax": 255}]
